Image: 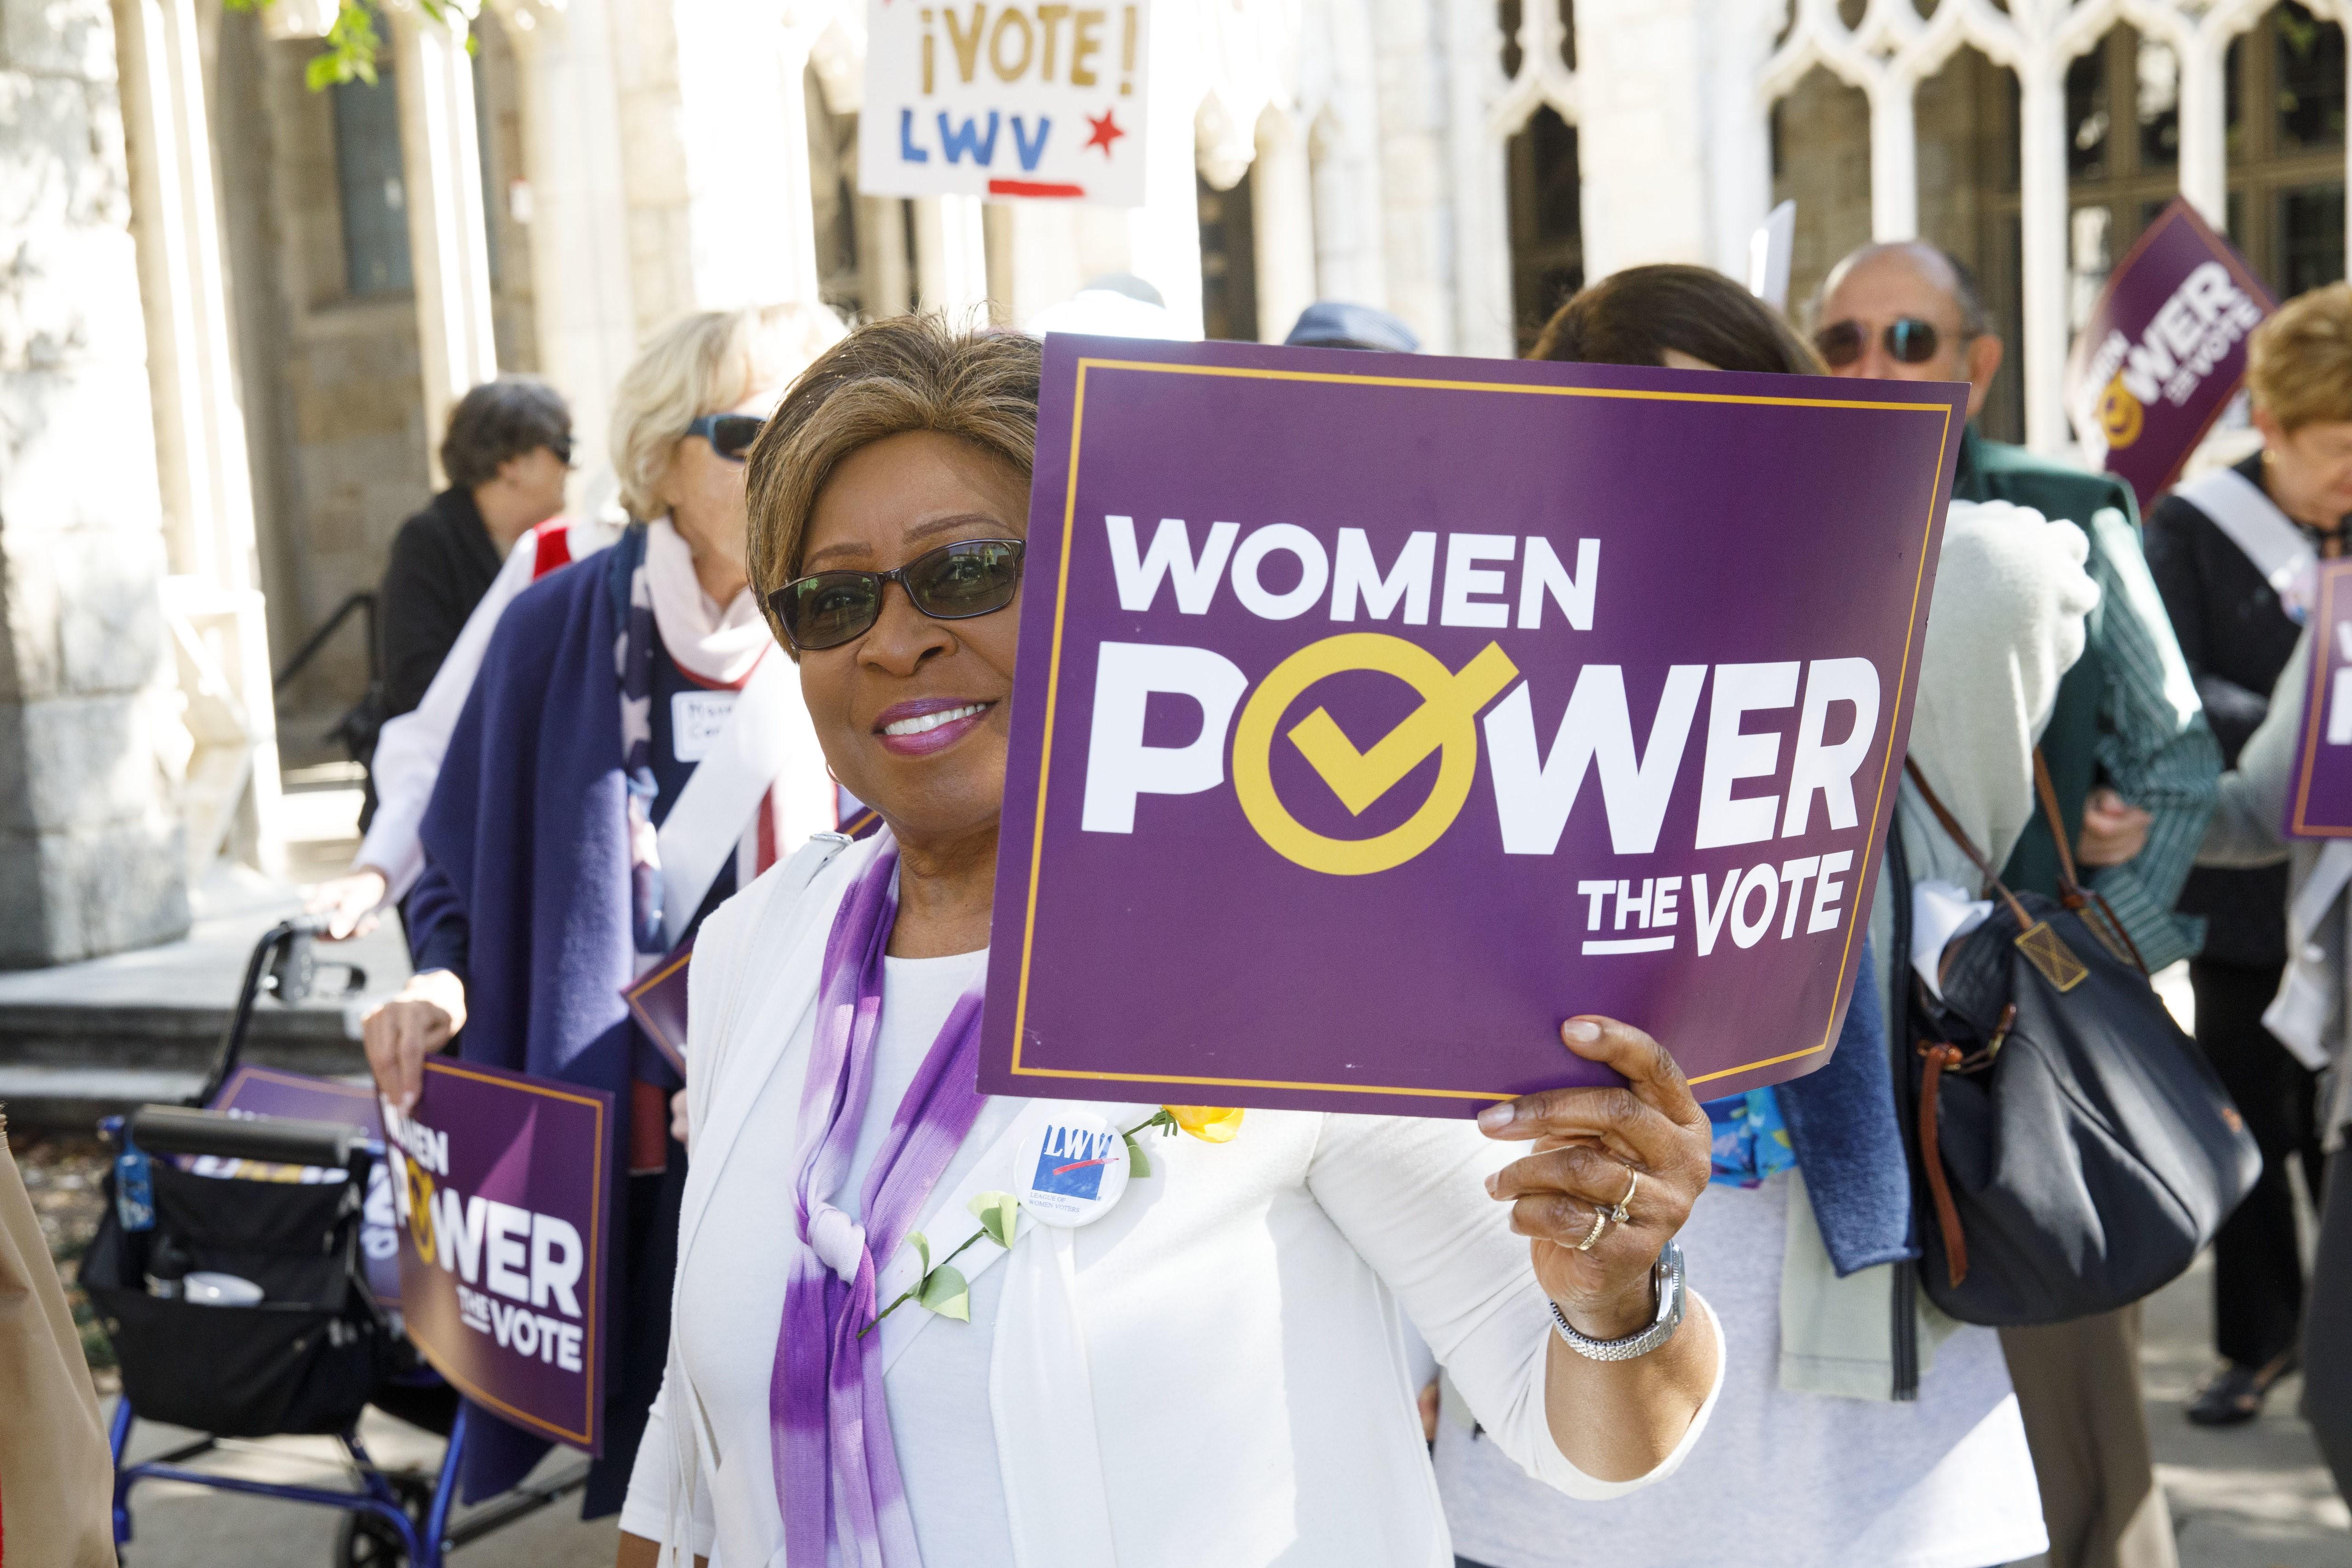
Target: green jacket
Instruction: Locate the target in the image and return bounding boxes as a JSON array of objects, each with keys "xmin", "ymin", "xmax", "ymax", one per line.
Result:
[{"xmin": 1951, "ymin": 427, "xmax": 2218, "ymax": 968}]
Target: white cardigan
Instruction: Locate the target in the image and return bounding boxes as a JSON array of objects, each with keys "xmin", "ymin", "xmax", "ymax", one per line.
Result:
[{"xmin": 625, "ymin": 833, "xmax": 1722, "ymax": 1567}]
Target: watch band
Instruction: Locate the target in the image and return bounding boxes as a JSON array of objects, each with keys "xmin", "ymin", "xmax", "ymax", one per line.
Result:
[{"xmin": 1546, "ymin": 1239, "xmax": 1686, "ymax": 1362}]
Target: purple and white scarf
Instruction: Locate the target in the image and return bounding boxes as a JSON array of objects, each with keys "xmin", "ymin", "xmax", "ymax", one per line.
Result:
[{"xmin": 773, "ymin": 835, "xmax": 989, "ymax": 1566}]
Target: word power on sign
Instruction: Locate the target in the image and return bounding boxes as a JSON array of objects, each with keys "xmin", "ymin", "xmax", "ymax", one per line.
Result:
[{"xmin": 383, "ymin": 1061, "xmax": 613, "ymax": 1453}]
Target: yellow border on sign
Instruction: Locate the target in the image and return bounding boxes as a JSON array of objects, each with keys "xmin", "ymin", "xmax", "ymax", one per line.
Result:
[
  {"xmin": 400, "ymin": 1061, "xmax": 610, "ymax": 1450},
  {"xmin": 2289, "ymin": 564, "xmax": 2352, "ymax": 837},
  {"xmin": 1008, "ymin": 357, "xmax": 1957, "ymax": 1100}
]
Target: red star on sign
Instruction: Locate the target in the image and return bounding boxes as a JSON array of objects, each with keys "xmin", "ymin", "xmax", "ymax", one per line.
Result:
[{"xmin": 1083, "ymin": 109, "xmax": 1126, "ymax": 158}]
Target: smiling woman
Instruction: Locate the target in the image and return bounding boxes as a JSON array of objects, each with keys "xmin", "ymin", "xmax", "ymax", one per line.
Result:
[{"xmin": 614, "ymin": 314, "xmax": 1724, "ymax": 1568}]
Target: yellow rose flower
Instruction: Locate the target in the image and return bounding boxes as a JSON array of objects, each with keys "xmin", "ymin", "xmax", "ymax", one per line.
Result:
[{"xmin": 1164, "ymin": 1105, "xmax": 1244, "ymax": 1143}]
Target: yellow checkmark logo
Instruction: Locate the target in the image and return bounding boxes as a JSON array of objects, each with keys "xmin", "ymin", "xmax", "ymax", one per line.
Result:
[{"xmin": 1232, "ymin": 634, "xmax": 1520, "ymax": 875}]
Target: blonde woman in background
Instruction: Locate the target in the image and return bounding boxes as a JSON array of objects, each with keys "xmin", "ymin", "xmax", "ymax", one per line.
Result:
[{"xmin": 360, "ymin": 302, "xmax": 845, "ymax": 1514}]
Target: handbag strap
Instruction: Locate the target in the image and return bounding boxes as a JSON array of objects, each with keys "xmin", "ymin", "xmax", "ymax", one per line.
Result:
[
  {"xmin": 1901, "ymin": 757, "xmax": 2035, "ymax": 932},
  {"xmin": 2028, "ymin": 748, "xmax": 2151, "ymax": 977}
]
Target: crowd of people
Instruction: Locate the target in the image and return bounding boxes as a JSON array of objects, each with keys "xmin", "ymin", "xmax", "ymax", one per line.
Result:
[
  {"xmin": 327, "ymin": 248, "xmax": 2352, "ymax": 1566},
  {"xmin": 13, "ymin": 236, "xmax": 2352, "ymax": 1566}
]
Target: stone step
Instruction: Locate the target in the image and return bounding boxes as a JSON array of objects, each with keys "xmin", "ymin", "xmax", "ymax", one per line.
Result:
[{"xmin": 0, "ymin": 999, "xmax": 371, "ymax": 1132}]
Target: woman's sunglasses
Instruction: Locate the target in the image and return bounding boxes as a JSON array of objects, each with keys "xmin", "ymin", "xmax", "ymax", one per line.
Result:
[
  {"xmin": 1812, "ymin": 317, "xmax": 1946, "ymax": 369},
  {"xmin": 769, "ymin": 538, "xmax": 1026, "ymax": 651},
  {"xmin": 685, "ymin": 413, "xmax": 764, "ymax": 462}
]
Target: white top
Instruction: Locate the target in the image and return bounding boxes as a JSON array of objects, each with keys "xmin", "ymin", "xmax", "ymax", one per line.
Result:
[
  {"xmin": 1436, "ymin": 1175, "xmax": 2046, "ymax": 1568},
  {"xmin": 620, "ymin": 949, "xmax": 1014, "ymax": 1564},
  {"xmin": 356, "ymin": 517, "xmax": 620, "ymax": 899},
  {"xmin": 621, "ymin": 834, "xmax": 1723, "ymax": 1568}
]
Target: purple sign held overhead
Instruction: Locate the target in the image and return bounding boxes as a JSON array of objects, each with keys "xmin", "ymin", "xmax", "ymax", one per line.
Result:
[
  {"xmin": 2067, "ymin": 198, "xmax": 2273, "ymax": 514},
  {"xmin": 978, "ymin": 336, "xmax": 1966, "ymax": 1117},
  {"xmin": 383, "ymin": 1059, "xmax": 613, "ymax": 1453},
  {"xmin": 2285, "ymin": 560, "xmax": 2352, "ymax": 839}
]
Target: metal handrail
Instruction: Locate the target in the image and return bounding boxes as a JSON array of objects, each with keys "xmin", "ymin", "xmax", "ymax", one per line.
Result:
[{"xmin": 272, "ymin": 590, "xmax": 379, "ymax": 691}]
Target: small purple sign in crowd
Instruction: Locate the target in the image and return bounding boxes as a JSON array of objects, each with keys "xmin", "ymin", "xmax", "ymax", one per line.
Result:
[
  {"xmin": 208, "ymin": 1065, "xmax": 401, "ymax": 1305},
  {"xmin": 383, "ymin": 1059, "xmax": 613, "ymax": 1453},
  {"xmin": 979, "ymin": 335, "xmax": 1966, "ymax": 1115},
  {"xmin": 2287, "ymin": 560, "xmax": 2352, "ymax": 839},
  {"xmin": 2067, "ymin": 198, "xmax": 2274, "ymax": 514}
]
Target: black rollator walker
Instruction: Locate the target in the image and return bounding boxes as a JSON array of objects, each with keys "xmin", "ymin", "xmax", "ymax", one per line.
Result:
[{"xmin": 88, "ymin": 918, "xmax": 589, "ymax": 1565}]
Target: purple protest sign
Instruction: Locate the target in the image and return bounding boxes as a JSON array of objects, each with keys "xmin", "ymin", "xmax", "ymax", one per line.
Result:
[
  {"xmin": 2285, "ymin": 560, "xmax": 2352, "ymax": 838},
  {"xmin": 383, "ymin": 1059, "xmax": 613, "ymax": 1453},
  {"xmin": 208, "ymin": 1065, "xmax": 400, "ymax": 1306},
  {"xmin": 2067, "ymin": 198, "xmax": 2273, "ymax": 514},
  {"xmin": 978, "ymin": 335, "xmax": 1965, "ymax": 1116}
]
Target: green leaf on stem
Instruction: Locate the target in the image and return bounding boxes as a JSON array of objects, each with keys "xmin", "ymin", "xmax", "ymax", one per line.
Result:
[
  {"xmin": 1123, "ymin": 1132, "xmax": 1152, "ymax": 1179},
  {"xmin": 906, "ymin": 1230, "xmax": 931, "ymax": 1274},
  {"xmin": 967, "ymin": 1191, "xmax": 1019, "ymax": 1250},
  {"xmin": 916, "ymin": 1265, "xmax": 970, "ymax": 1322}
]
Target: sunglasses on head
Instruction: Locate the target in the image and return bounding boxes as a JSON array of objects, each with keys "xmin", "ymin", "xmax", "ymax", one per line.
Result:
[
  {"xmin": 686, "ymin": 412, "xmax": 764, "ymax": 462},
  {"xmin": 769, "ymin": 538, "xmax": 1027, "ymax": 651},
  {"xmin": 1813, "ymin": 317, "xmax": 1948, "ymax": 369}
]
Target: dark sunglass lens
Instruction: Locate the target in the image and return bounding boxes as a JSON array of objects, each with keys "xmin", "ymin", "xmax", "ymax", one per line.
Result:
[
  {"xmin": 909, "ymin": 542, "xmax": 1022, "ymax": 617},
  {"xmin": 783, "ymin": 573, "xmax": 882, "ymax": 649},
  {"xmin": 1888, "ymin": 319, "xmax": 1941, "ymax": 363},
  {"xmin": 712, "ymin": 414, "xmax": 764, "ymax": 459},
  {"xmin": 1813, "ymin": 321, "xmax": 1865, "ymax": 368}
]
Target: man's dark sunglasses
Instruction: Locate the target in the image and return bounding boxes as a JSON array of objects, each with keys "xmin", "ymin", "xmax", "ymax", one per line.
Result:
[
  {"xmin": 1813, "ymin": 317, "xmax": 1946, "ymax": 369},
  {"xmin": 769, "ymin": 538, "xmax": 1026, "ymax": 651},
  {"xmin": 686, "ymin": 413, "xmax": 764, "ymax": 461}
]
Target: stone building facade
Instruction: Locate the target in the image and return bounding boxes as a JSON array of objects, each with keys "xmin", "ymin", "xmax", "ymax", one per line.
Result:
[{"xmin": 7, "ymin": 0, "xmax": 2352, "ymax": 961}]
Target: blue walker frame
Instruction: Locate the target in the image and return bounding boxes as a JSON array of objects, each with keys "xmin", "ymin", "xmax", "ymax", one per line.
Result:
[{"xmin": 98, "ymin": 921, "xmax": 593, "ymax": 1563}]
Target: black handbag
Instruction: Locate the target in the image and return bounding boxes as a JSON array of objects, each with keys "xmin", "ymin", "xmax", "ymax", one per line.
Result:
[{"xmin": 1896, "ymin": 755, "xmax": 2262, "ymax": 1327}]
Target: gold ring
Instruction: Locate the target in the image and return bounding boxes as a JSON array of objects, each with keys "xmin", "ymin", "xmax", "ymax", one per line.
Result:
[
  {"xmin": 1608, "ymin": 1167, "xmax": 1640, "ymax": 1227},
  {"xmin": 1573, "ymin": 1206, "xmax": 1611, "ymax": 1252}
]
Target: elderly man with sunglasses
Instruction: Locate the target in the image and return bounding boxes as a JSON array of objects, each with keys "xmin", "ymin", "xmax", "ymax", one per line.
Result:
[{"xmin": 1815, "ymin": 241, "xmax": 2221, "ymax": 1568}]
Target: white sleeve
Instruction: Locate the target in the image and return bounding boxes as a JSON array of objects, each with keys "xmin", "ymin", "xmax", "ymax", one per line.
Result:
[
  {"xmin": 353, "ymin": 531, "xmax": 543, "ymax": 898},
  {"xmin": 619, "ymin": 1368, "xmax": 718, "ymax": 1558},
  {"xmin": 1306, "ymin": 1114, "xmax": 1724, "ymax": 1500}
]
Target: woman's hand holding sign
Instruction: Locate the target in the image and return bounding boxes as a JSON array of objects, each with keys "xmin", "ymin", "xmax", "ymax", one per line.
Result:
[{"xmin": 1478, "ymin": 1015, "xmax": 1719, "ymax": 1480}]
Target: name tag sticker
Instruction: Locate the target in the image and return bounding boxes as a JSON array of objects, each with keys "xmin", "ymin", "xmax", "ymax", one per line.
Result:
[
  {"xmin": 671, "ymin": 690, "xmax": 738, "ymax": 763},
  {"xmin": 1015, "ymin": 1110, "xmax": 1129, "ymax": 1227}
]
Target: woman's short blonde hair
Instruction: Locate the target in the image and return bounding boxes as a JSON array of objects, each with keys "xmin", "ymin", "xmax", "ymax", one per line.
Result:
[
  {"xmin": 608, "ymin": 302, "xmax": 847, "ymax": 520},
  {"xmin": 2248, "ymin": 283, "xmax": 2352, "ymax": 434},
  {"xmin": 746, "ymin": 315, "xmax": 1041, "ymax": 649}
]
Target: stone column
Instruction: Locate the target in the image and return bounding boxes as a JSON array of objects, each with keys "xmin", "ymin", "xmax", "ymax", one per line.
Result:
[
  {"xmin": 1368, "ymin": 0, "xmax": 1453, "ymax": 350},
  {"xmin": 1126, "ymin": 0, "xmax": 1205, "ymax": 338},
  {"xmin": 1251, "ymin": 108, "xmax": 1317, "ymax": 344},
  {"xmin": 388, "ymin": 0, "xmax": 500, "ymax": 481},
  {"xmin": 1441, "ymin": 0, "xmax": 1510, "ymax": 357},
  {"xmin": 857, "ymin": 197, "xmax": 913, "ymax": 318},
  {"xmin": 1308, "ymin": 0, "xmax": 1387, "ymax": 308},
  {"xmin": 507, "ymin": 0, "xmax": 637, "ymax": 495},
  {"xmin": 0, "ymin": 0, "xmax": 192, "ymax": 963},
  {"xmin": 1573, "ymin": 0, "xmax": 1712, "ymax": 277},
  {"xmin": 113, "ymin": 0, "xmax": 283, "ymax": 874},
  {"xmin": 2017, "ymin": 57, "xmax": 2069, "ymax": 453},
  {"xmin": 668, "ymin": 0, "xmax": 821, "ymax": 309},
  {"xmin": 915, "ymin": 196, "xmax": 992, "ymax": 323},
  {"xmin": 1702, "ymin": 0, "xmax": 1778, "ymax": 284}
]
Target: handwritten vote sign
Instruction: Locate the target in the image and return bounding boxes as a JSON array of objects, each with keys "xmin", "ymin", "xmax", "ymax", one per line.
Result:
[
  {"xmin": 858, "ymin": 0, "xmax": 1148, "ymax": 204},
  {"xmin": 978, "ymin": 337, "xmax": 1965, "ymax": 1117},
  {"xmin": 383, "ymin": 1060, "xmax": 613, "ymax": 1453},
  {"xmin": 2286, "ymin": 560, "xmax": 2352, "ymax": 838}
]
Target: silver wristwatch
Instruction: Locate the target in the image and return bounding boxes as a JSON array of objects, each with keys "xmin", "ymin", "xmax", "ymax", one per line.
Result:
[{"xmin": 1546, "ymin": 1240, "xmax": 1686, "ymax": 1362}]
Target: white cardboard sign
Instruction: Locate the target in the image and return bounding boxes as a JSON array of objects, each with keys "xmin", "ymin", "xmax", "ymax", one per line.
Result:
[{"xmin": 856, "ymin": 0, "xmax": 1149, "ymax": 206}]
